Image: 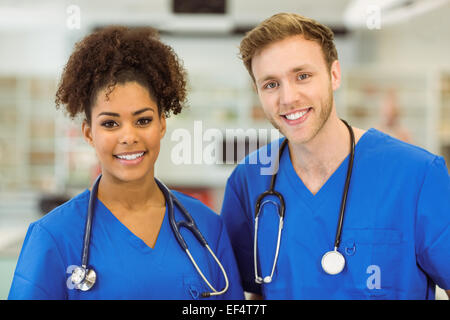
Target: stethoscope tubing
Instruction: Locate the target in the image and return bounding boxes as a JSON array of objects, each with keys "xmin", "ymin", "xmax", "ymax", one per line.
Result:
[
  {"xmin": 253, "ymin": 119, "xmax": 355, "ymax": 282},
  {"xmin": 156, "ymin": 178, "xmax": 229, "ymax": 297},
  {"xmin": 81, "ymin": 174, "xmax": 101, "ymax": 269},
  {"xmin": 334, "ymin": 120, "xmax": 355, "ymax": 249}
]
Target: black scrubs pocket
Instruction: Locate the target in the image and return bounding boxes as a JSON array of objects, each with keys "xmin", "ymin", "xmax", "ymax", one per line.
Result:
[{"xmin": 341, "ymin": 228, "xmax": 403, "ymax": 299}]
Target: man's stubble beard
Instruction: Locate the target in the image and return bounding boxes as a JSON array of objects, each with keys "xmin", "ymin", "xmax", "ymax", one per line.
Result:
[{"xmin": 264, "ymin": 84, "xmax": 334, "ymax": 145}]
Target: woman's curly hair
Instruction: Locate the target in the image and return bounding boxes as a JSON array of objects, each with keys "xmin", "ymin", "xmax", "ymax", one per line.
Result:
[{"xmin": 55, "ymin": 26, "xmax": 187, "ymax": 123}]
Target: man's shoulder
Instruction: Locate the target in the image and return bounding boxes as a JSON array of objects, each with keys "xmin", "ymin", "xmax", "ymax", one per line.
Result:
[
  {"xmin": 362, "ymin": 128, "xmax": 438, "ymax": 168},
  {"xmin": 230, "ymin": 137, "xmax": 284, "ymax": 182}
]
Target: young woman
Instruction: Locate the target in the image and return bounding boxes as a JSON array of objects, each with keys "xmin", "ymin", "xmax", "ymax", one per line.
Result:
[{"xmin": 8, "ymin": 26, "xmax": 244, "ymax": 300}]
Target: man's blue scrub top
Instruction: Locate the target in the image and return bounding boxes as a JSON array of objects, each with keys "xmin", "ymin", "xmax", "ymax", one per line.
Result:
[
  {"xmin": 8, "ymin": 189, "xmax": 244, "ymax": 300},
  {"xmin": 221, "ymin": 128, "xmax": 450, "ymax": 299}
]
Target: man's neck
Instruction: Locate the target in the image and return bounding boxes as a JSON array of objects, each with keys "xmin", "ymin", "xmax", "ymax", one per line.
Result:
[{"xmin": 288, "ymin": 113, "xmax": 363, "ymax": 195}]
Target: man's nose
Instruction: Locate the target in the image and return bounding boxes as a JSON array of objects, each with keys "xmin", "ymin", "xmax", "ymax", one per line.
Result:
[{"xmin": 279, "ymin": 81, "xmax": 300, "ymax": 107}]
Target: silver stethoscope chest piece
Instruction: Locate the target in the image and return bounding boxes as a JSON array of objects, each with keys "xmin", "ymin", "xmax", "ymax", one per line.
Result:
[
  {"xmin": 71, "ymin": 266, "xmax": 97, "ymax": 291},
  {"xmin": 321, "ymin": 249, "xmax": 345, "ymax": 275}
]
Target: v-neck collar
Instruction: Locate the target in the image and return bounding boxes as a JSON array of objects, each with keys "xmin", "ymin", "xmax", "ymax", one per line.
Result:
[
  {"xmin": 95, "ymin": 195, "xmax": 170, "ymax": 256},
  {"xmin": 280, "ymin": 128, "xmax": 374, "ymax": 211}
]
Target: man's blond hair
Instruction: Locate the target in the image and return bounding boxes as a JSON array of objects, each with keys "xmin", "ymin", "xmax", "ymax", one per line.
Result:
[{"xmin": 239, "ymin": 13, "xmax": 338, "ymax": 81}]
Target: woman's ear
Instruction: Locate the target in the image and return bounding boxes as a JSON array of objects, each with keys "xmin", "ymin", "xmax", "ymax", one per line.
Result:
[
  {"xmin": 160, "ymin": 114, "xmax": 167, "ymax": 140},
  {"xmin": 82, "ymin": 120, "xmax": 94, "ymax": 147}
]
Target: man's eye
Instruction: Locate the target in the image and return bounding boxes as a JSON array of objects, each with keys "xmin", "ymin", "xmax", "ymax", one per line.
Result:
[
  {"xmin": 101, "ymin": 120, "xmax": 118, "ymax": 128},
  {"xmin": 298, "ymin": 74, "xmax": 310, "ymax": 81},
  {"xmin": 264, "ymin": 81, "xmax": 278, "ymax": 89},
  {"xmin": 137, "ymin": 118, "xmax": 152, "ymax": 126}
]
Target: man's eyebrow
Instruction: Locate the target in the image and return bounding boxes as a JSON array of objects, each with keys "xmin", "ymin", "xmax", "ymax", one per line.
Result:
[
  {"xmin": 97, "ymin": 108, "xmax": 154, "ymax": 118},
  {"xmin": 256, "ymin": 64, "xmax": 314, "ymax": 85},
  {"xmin": 291, "ymin": 64, "xmax": 314, "ymax": 73}
]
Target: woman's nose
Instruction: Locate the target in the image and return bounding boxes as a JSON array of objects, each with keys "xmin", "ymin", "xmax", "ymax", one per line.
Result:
[{"xmin": 118, "ymin": 124, "xmax": 138, "ymax": 145}]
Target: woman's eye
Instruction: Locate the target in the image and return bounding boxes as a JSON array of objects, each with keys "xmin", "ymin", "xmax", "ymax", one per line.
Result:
[
  {"xmin": 137, "ymin": 118, "xmax": 152, "ymax": 126},
  {"xmin": 298, "ymin": 73, "xmax": 310, "ymax": 81},
  {"xmin": 101, "ymin": 120, "xmax": 118, "ymax": 128}
]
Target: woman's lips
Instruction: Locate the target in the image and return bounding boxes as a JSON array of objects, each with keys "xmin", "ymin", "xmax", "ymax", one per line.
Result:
[{"xmin": 114, "ymin": 151, "xmax": 146, "ymax": 166}]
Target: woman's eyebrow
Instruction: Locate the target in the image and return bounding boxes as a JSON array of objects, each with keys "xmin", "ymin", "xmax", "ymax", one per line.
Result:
[
  {"xmin": 97, "ymin": 111, "xmax": 119, "ymax": 118},
  {"xmin": 133, "ymin": 108, "xmax": 154, "ymax": 116},
  {"xmin": 97, "ymin": 108, "xmax": 154, "ymax": 118}
]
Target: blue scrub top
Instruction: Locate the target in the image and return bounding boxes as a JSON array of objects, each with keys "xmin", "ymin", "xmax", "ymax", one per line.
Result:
[
  {"xmin": 221, "ymin": 128, "xmax": 450, "ymax": 300},
  {"xmin": 8, "ymin": 188, "xmax": 244, "ymax": 300}
]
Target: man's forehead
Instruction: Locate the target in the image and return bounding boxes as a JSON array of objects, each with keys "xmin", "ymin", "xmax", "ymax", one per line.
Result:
[{"xmin": 252, "ymin": 35, "xmax": 324, "ymax": 80}]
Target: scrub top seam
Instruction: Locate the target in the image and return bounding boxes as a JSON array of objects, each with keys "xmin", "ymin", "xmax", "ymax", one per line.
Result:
[
  {"xmin": 34, "ymin": 223, "xmax": 67, "ymax": 273},
  {"xmin": 213, "ymin": 215, "xmax": 225, "ymax": 253},
  {"xmin": 25, "ymin": 223, "xmax": 68, "ymax": 299},
  {"xmin": 228, "ymin": 176, "xmax": 254, "ymax": 228},
  {"xmin": 414, "ymin": 154, "xmax": 440, "ymax": 257}
]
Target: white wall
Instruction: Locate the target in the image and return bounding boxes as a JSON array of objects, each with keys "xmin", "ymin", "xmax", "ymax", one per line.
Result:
[
  {"xmin": 0, "ymin": 28, "xmax": 66, "ymax": 76},
  {"xmin": 365, "ymin": 3, "xmax": 450, "ymax": 69}
]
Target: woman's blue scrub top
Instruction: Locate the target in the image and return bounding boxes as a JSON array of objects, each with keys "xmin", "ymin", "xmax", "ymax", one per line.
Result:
[
  {"xmin": 8, "ymin": 189, "xmax": 244, "ymax": 300},
  {"xmin": 221, "ymin": 129, "xmax": 450, "ymax": 299}
]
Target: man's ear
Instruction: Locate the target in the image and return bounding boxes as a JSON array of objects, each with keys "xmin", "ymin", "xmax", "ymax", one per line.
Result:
[
  {"xmin": 82, "ymin": 120, "xmax": 94, "ymax": 147},
  {"xmin": 330, "ymin": 60, "xmax": 341, "ymax": 91},
  {"xmin": 252, "ymin": 79, "xmax": 258, "ymax": 94}
]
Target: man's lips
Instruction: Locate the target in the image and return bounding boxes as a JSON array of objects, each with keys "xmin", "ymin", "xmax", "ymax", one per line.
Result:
[
  {"xmin": 281, "ymin": 107, "xmax": 311, "ymax": 119},
  {"xmin": 281, "ymin": 107, "xmax": 312, "ymax": 125}
]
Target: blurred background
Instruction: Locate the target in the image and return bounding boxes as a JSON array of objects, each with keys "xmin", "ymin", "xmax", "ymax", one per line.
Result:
[{"xmin": 0, "ymin": 0, "xmax": 449, "ymax": 299}]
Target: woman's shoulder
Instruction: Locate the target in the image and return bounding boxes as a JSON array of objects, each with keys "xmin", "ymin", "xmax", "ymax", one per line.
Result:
[
  {"xmin": 32, "ymin": 189, "xmax": 90, "ymax": 236},
  {"xmin": 170, "ymin": 190, "xmax": 222, "ymax": 226}
]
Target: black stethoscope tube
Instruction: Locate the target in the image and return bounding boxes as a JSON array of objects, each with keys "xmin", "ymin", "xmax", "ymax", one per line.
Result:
[
  {"xmin": 156, "ymin": 178, "xmax": 208, "ymax": 250},
  {"xmin": 334, "ymin": 120, "xmax": 355, "ymax": 249},
  {"xmin": 82, "ymin": 174, "xmax": 101, "ymax": 268}
]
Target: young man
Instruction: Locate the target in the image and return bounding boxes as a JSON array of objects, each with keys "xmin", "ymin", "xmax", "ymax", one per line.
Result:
[{"xmin": 221, "ymin": 13, "xmax": 450, "ymax": 299}]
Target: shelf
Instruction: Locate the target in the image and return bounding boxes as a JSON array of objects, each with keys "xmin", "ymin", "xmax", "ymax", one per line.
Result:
[{"xmin": 0, "ymin": 76, "xmax": 58, "ymax": 190}]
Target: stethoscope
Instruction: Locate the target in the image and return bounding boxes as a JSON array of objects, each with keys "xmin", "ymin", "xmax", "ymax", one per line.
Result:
[
  {"xmin": 254, "ymin": 119, "xmax": 355, "ymax": 284},
  {"xmin": 70, "ymin": 174, "xmax": 229, "ymax": 297}
]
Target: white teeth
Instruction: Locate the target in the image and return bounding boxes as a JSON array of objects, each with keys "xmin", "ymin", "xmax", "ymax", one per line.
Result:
[
  {"xmin": 285, "ymin": 109, "xmax": 309, "ymax": 120},
  {"xmin": 116, "ymin": 152, "xmax": 144, "ymax": 160}
]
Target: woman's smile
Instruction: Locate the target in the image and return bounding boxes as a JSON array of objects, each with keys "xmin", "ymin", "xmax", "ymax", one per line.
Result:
[{"xmin": 113, "ymin": 151, "xmax": 147, "ymax": 165}]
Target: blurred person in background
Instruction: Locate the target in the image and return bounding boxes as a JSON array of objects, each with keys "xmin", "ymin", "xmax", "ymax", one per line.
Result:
[{"xmin": 377, "ymin": 88, "xmax": 412, "ymax": 143}]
